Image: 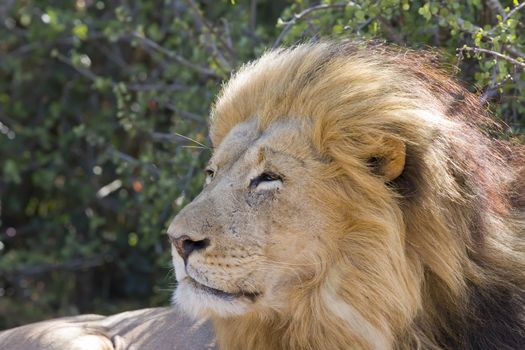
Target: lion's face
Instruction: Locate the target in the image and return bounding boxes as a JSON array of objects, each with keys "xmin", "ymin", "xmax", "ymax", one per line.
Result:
[
  {"xmin": 168, "ymin": 118, "xmax": 334, "ymax": 317},
  {"xmin": 165, "ymin": 42, "xmax": 525, "ymax": 350}
]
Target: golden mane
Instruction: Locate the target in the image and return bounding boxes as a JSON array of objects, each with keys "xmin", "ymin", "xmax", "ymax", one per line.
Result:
[{"xmin": 208, "ymin": 42, "xmax": 525, "ymax": 349}]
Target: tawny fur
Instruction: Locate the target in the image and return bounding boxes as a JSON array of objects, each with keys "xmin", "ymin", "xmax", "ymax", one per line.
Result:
[{"xmin": 175, "ymin": 42, "xmax": 525, "ymax": 350}]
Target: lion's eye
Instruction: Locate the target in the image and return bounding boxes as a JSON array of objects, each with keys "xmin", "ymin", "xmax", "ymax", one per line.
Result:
[
  {"xmin": 249, "ymin": 172, "xmax": 283, "ymax": 190},
  {"xmin": 204, "ymin": 168, "xmax": 215, "ymax": 185}
]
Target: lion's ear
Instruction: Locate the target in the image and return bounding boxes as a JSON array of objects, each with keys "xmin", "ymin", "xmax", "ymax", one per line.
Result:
[{"xmin": 367, "ymin": 137, "xmax": 406, "ymax": 182}]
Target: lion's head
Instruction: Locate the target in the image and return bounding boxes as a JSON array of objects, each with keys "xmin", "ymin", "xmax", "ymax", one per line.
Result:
[{"xmin": 168, "ymin": 42, "xmax": 525, "ymax": 350}]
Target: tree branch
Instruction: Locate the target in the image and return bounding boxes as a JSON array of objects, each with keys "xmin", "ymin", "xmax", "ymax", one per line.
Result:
[
  {"xmin": 108, "ymin": 148, "xmax": 160, "ymax": 177},
  {"xmin": 503, "ymin": 1, "xmax": 525, "ymax": 22},
  {"xmin": 377, "ymin": 15, "xmax": 404, "ymax": 44},
  {"xmin": 131, "ymin": 32, "xmax": 221, "ymax": 78},
  {"xmin": 55, "ymin": 51, "xmax": 187, "ymax": 92},
  {"xmin": 485, "ymin": 0, "xmax": 505, "ymax": 17},
  {"xmin": 185, "ymin": 0, "xmax": 236, "ymax": 68},
  {"xmin": 55, "ymin": 52, "xmax": 99, "ymax": 82},
  {"xmin": 480, "ymin": 74, "xmax": 513, "ymax": 104},
  {"xmin": 273, "ymin": 2, "xmax": 357, "ymax": 48},
  {"xmin": 439, "ymin": 14, "xmax": 525, "ymax": 61},
  {"xmin": 504, "ymin": 45, "xmax": 525, "ymax": 59},
  {"xmin": 459, "ymin": 46, "xmax": 525, "ymax": 69},
  {"xmin": 0, "ymin": 255, "xmax": 108, "ymax": 278},
  {"xmin": 250, "ymin": 0, "xmax": 257, "ymax": 32},
  {"xmin": 0, "ymin": 0, "xmax": 16, "ymax": 21}
]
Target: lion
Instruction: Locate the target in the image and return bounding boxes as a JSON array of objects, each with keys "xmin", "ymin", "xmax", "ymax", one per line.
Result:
[
  {"xmin": 168, "ymin": 41, "xmax": 525, "ymax": 350},
  {"xmin": 1, "ymin": 41, "xmax": 524, "ymax": 350}
]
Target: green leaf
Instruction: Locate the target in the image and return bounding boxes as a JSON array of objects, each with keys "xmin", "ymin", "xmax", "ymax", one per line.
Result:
[
  {"xmin": 418, "ymin": 4, "xmax": 432, "ymax": 21},
  {"xmin": 72, "ymin": 23, "xmax": 88, "ymax": 40},
  {"xmin": 3, "ymin": 160, "xmax": 21, "ymax": 184}
]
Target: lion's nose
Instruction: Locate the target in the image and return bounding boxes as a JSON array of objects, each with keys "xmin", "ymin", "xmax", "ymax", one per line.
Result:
[{"xmin": 173, "ymin": 235, "xmax": 210, "ymax": 261}]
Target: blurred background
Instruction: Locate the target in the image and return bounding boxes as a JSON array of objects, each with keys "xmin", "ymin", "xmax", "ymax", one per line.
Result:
[{"xmin": 0, "ymin": 0, "xmax": 523, "ymax": 329}]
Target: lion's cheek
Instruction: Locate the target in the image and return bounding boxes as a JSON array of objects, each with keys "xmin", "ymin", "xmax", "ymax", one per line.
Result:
[{"xmin": 264, "ymin": 200, "xmax": 325, "ymax": 259}]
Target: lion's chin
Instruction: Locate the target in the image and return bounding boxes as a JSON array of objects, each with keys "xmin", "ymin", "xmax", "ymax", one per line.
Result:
[{"xmin": 172, "ymin": 278, "xmax": 257, "ymax": 318}]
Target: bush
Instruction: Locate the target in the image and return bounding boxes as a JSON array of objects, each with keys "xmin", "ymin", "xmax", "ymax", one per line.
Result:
[{"xmin": 0, "ymin": 0, "xmax": 523, "ymax": 329}]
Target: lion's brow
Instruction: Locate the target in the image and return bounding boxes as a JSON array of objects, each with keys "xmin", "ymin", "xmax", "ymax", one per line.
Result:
[{"xmin": 260, "ymin": 146, "xmax": 307, "ymax": 165}]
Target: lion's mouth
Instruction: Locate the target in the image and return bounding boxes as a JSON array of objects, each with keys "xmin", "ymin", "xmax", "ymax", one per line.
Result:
[{"xmin": 186, "ymin": 277, "xmax": 260, "ymax": 301}]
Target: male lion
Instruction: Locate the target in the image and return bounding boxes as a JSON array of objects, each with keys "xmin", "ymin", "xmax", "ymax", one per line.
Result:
[
  {"xmin": 1, "ymin": 42, "xmax": 524, "ymax": 350},
  {"xmin": 168, "ymin": 41, "xmax": 525, "ymax": 350}
]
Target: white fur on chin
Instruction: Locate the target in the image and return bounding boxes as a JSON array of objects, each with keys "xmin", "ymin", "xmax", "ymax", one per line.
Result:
[{"xmin": 172, "ymin": 280, "xmax": 250, "ymax": 318}]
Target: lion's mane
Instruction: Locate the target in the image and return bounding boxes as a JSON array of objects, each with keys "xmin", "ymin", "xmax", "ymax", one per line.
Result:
[{"xmin": 208, "ymin": 42, "xmax": 525, "ymax": 349}]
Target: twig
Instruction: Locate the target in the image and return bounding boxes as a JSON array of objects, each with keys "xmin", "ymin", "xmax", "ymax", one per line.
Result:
[
  {"xmin": 185, "ymin": 0, "xmax": 236, "ymax": 59},
  {"xmin": 377, "ymin": 16, "xmax": 404, "ymax": 44},
  {"xmin": 459, "ymin": 46, "xmax": 525, "ymax": 69},
  {"xmin": 480, "ymin": 74, "xmax": 513, "ymax": 103},
  {"xmin": 184, "ymin": 0, "xmax": 234, "ymax": 71},
  {"xmin": 0, "ymin": 222, "xmax": 42, "ymax": 241},
  {"xmin": 451, "ymin": 16, "xmax": 481, "ymax": 33},
  {"xmin": 485, "ymin": 0, "xmax": 505, "ymax": 17},
  {"xmin": 442, "ymin": 14, "xmax": 525, "ymax": 61},
  {"xmin": 159, "ymin": 102, "xmax": 207, "ymax": 124},
  {"xmin": 108, "ymin": 148, "xmax": 160, "ymax": 177},
  {"xmin": 56, "ymin": 51, "xmax": 186, "ymax": 92},
  {"xmin": 0, "ymin": 255, "xmax": 107, "ymax": 278},
  {"xmin": 126, "ymin": 82, "xmax": 187, "ymax": 92},
  {"xmin": 486, "ymin": 1, "xmax": 525, "ymax": 36},
  {"xmin": 503, "ymin": 1, "xmax": 525, "ymax": 22},
  {"xmin": 273, "ymin": 2, "xmax": 356, "ymax": 48},
  {"xmin": 55, "ymin": 52, "xmax": 99, "ymax": 82},
  {"xmin": 131, "ymin": 32, "xmax": 221, "ymax": 78},
  {"xmin": 250, "ymin": 0, "xmax": 257, "ymax": 32},
  {"xmin": 0, "ymin": 0, "xmax": 16, "ymax": 21},
  {"xmin": 95, "ymin": 42, "xmax": 130, "ymax": 70},
  {"xmin": 505, "ymin": 45, "xmax": 525, "ymax": 60},
  {"xmin": 222, "ymin": 19, "xmax": 234, "ymax": 52}
]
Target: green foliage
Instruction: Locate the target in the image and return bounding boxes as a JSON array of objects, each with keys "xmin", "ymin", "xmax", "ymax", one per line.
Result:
[
  {"xmin": 275, "ymin": 0, "xmax": 525, "ymax": 131},
  {"xmin": 0, "ymin": 0, "xmax": 523, "ymax": 329}
]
